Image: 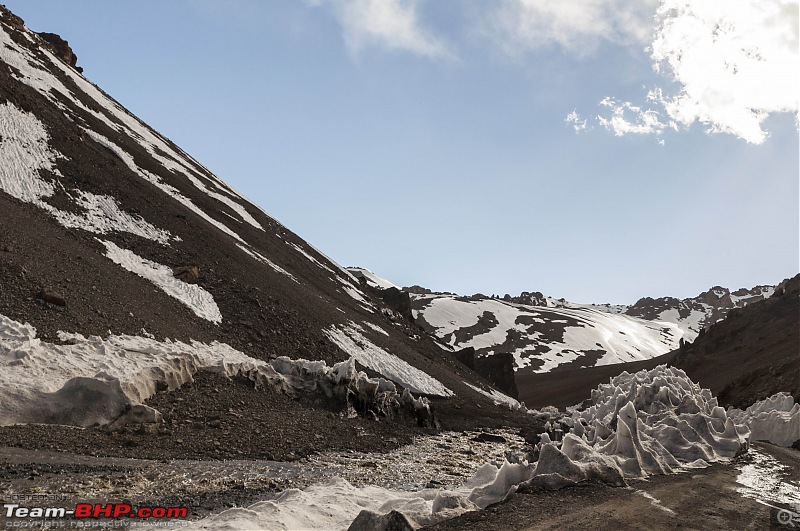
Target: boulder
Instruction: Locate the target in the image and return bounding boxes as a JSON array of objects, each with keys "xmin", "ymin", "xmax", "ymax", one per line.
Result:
[
  {"xmin": 347, "ymin": 510, "xmax": 414, "ymax": 531},
  {"xmin": 172, "ymin": 266, "xmax": 200, "ymax": 284}
]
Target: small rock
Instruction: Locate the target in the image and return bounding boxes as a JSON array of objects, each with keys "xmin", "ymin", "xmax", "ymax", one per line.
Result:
[
  {"xmin": 36, "ymin": 290, "xmax": 66, "ymax": 307},
  {"xmin": 472, "ymin": 433, "xmax": 506, "ymax": 444},
  {"xmin": 347, "ymin": 510, "xmax": 413, "ymax": 531},
  {"xmin": 172, "ymin": 266, "xmax": 200, "ymax": 284}
]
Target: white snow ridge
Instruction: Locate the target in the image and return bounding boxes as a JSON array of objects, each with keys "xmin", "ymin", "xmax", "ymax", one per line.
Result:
[{"xmin": 0, "ymin": 313, "xmax": 434, "ymax": 431}]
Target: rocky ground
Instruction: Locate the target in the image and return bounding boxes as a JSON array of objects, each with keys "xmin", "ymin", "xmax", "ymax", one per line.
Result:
[{"xmin": 0, "ymin": 428, "xmax": 529, "ymax": 522}]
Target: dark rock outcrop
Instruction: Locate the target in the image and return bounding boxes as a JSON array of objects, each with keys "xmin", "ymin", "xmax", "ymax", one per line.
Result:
[
  {"xmin": 403, "ymin": 285, "xmax": 431, "ymax": 295},
  {"xmin": 453, "ymin": 346, "xmax": 476, "ymax": 370},
  {"xmin": 475, "ymin": 352, "xmax": 519, "ymax": 399},
  {"xmin": 348, "ymin": 510, "xmax": 414, "ymax": 531},
  {"xmin": 377, "ymin": 287, "xmax": 413, "ymax": 322},
  {"xmin": 36, "ymin": 32, "xmax": 81, "ymax": 71}
]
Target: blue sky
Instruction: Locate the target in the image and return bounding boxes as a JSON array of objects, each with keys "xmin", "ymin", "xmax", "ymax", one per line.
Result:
[{"xmin": 5, "ymin": 0, "xmax": 798, "ymax": 303}]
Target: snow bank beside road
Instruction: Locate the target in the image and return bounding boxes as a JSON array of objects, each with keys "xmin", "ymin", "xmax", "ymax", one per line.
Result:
[{"xmin": 0, "ymin": 314, "xmax": 425, "ymax": 428}]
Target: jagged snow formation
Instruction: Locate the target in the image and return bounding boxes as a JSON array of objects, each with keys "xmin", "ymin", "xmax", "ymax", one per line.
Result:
[
  {"xmin": 0, "ymin": 102, "xmax": 173, "ymax": 244},
  {"xmin": 0, "ymin": 313, "xmax": 413, "ymax": 428},
  {"xmin": 100, "ymin": 239, "xmax": 223, "ymax": 324},
  {"xmin": 525, "ymin": 366, "xmax": 749, "ymax": 489},
  {"xmin": 324, "ymin": 322, "xmax": 453, "ymax": 397},
  {"xmin": 728, "ymin": 393, "xmax": 800, "ymax": 447}
]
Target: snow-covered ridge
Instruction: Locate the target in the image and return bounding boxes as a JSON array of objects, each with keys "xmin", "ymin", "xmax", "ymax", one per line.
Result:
[{"xmin": 413, "ymin": 294, "xmax": 682, "ymax": 373}]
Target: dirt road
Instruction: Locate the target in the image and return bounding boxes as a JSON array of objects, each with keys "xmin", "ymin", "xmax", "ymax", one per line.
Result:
[{"xmin": 425, "ymin": 443, "xmax": 799, "ymax": 531}]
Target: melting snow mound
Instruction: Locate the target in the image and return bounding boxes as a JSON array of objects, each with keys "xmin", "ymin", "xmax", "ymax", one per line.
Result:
[{"xmin": 524, "ymin": 366, "xmax": 750, "ymax": 489}]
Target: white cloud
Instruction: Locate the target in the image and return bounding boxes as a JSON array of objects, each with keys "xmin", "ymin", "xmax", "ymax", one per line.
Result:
[
  {"xmin": 597, "ymin": 96, "xmax": 673, "ymax": 137},
  {"xmin": 593, "ymin": 0, "xmax": 799, "ymax": 144},
  {"xmin": 565, "ymin": 110, "xmax": 590, "ymax": 133},
  {"xmin": 311, "ymin": 0, "xmax": 452, "ymax": 59},
  {"xmin": 649, "ymin": 0, "xmax": 799, "ymax": 143},
  {"xmin": 485, "ymin": 0, "xmax": 660, "ymax": 55}
]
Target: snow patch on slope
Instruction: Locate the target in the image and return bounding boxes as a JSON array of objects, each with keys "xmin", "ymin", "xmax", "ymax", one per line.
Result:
[
  {"xmin": 347, "ymin": 267, "xmax": 399, "ymax": 290},
  {"xmin": 236, "ymin": 244, "xmax": 299, "ymax": 283},
  {"xmin": 464, "ymin": 383, "xmax": 523, "ymax": 411},
  {"xmin": 100, "ymin": 240, "xmax": 222, "ymax": 324},
  {"xmin": 323, "ymin": 322, "xmax": 453, "ymax": 397},
  {"xmin": 84, "ymin": 130, "xmax": 245, "ymax": 244},
  {"xmin": 0, "ymin": 102, "xmax": 172, "ymax": 244},
  {"xmin": 415, "ymin": 295, "xmax": 682, "ymax": 372},
  {"xmin": 287, "ymin": 241, "xmax": 335, "ymax": 275},
  {"xmin": 364, "ymin": 322, "xmax": 390, "ymax": 336}
]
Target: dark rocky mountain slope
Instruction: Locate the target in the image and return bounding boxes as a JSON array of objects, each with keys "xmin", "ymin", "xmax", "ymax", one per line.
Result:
[{"xmin": 0, "ymin": 6, "xmax": 529, "ymax": 460}]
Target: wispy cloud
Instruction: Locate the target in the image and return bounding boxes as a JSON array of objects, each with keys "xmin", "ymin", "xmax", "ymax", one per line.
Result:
[
  {"xmin": 309, "ymin": 0, "xmax": 453, "ymax": 60},
  {"xmin": 483, "ymin": 0, "xmax": 660, "ymax": 56},
  {"xmin": 596, "ymin": 95, "xmax": 673, "ymax": 137},
  {"xmin": 565, "ymin": 110, "xmax": 590, "ymax": 133},
  {"xmin": 591, "ymin": 0, "xmax": 799, "ymax": 144}
]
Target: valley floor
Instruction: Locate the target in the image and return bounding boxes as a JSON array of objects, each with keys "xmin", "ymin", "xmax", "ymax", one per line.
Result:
[{"xmin": 0, "ymin": 438, "xmax": 796, "ymax": 530}]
